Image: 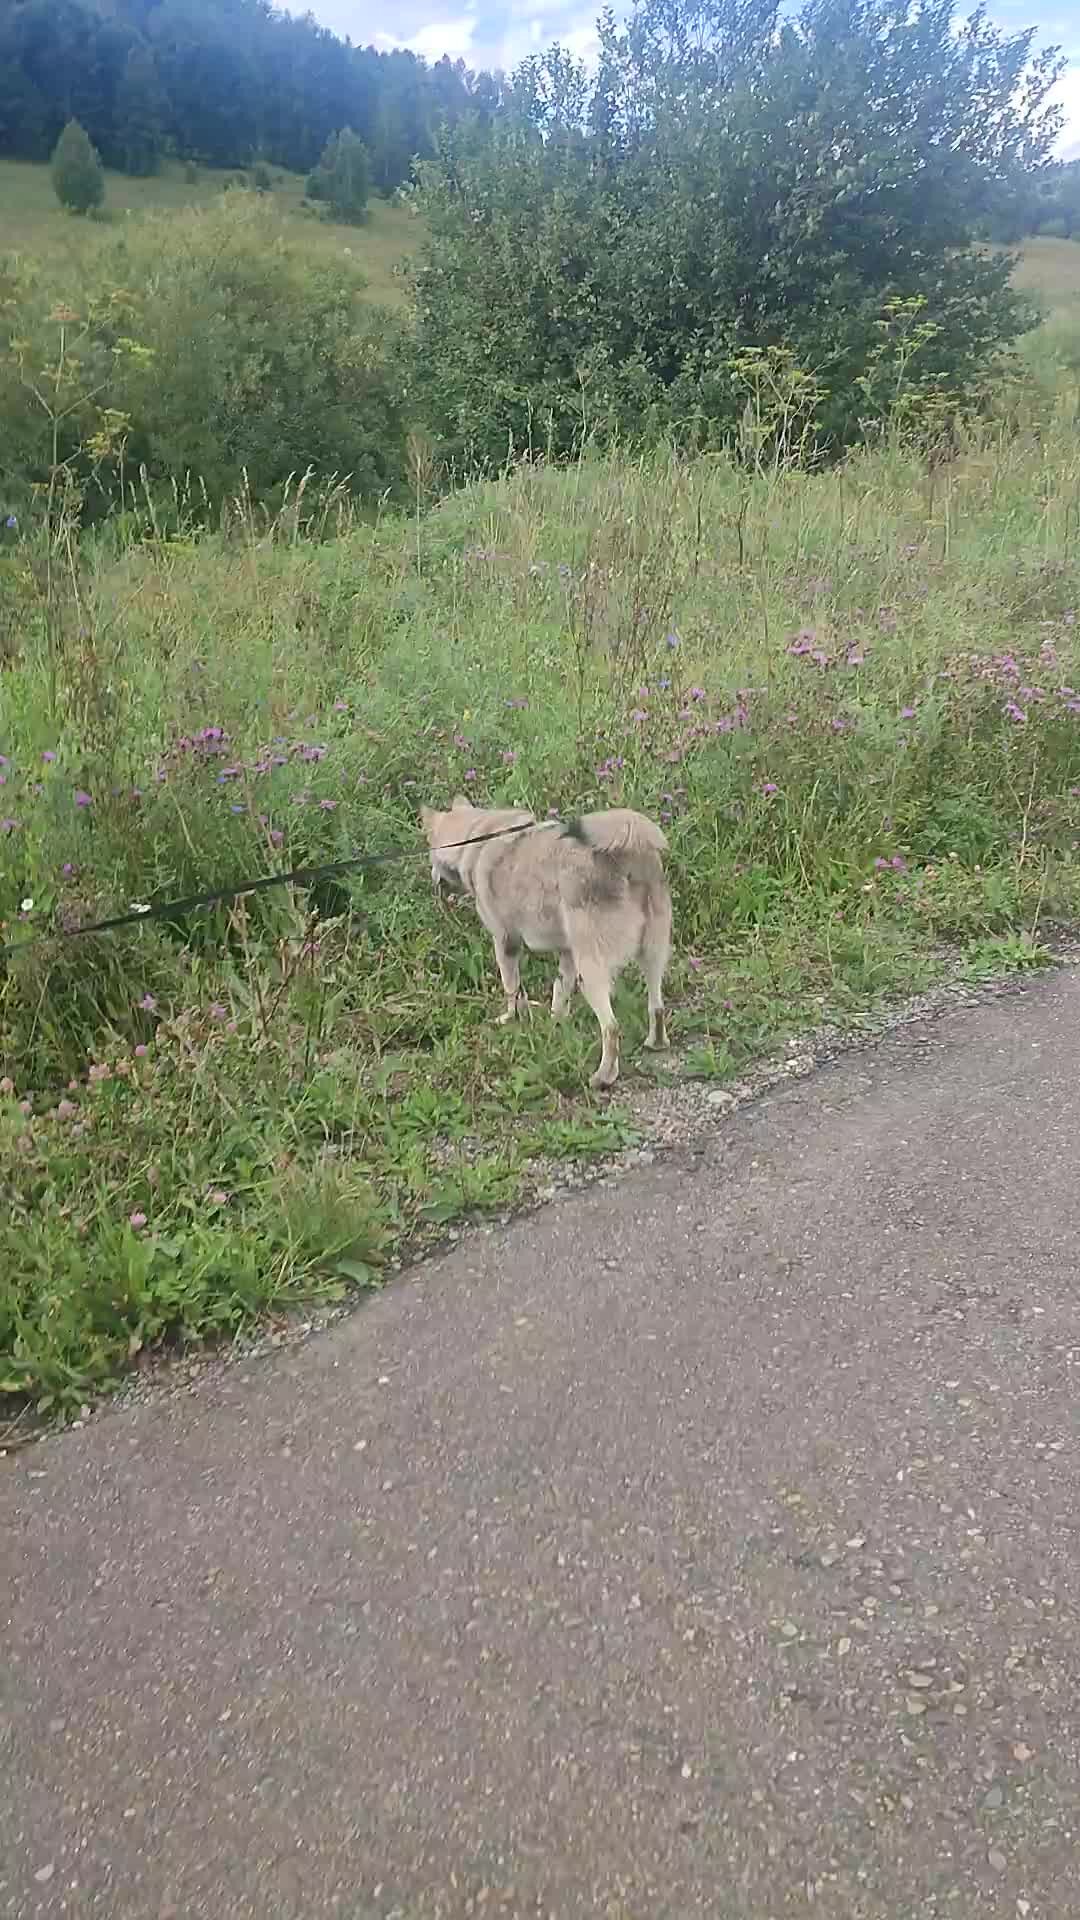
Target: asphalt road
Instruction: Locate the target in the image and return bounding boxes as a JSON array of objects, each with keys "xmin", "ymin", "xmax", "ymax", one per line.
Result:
[{"xmin": 3, "ymin": 971, "xmax": 1080, "ymax": 1919}]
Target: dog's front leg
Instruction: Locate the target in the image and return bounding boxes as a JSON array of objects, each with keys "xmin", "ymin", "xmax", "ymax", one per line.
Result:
[{"xmin": 494, "ymin": 939, "xmax": 527, "ymax": 1024}]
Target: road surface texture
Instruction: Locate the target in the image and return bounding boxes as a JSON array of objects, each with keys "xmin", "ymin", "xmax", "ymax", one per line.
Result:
[{"xmin": 4, "ymin": 970, "xmax": 1080, "ymax": 1920}]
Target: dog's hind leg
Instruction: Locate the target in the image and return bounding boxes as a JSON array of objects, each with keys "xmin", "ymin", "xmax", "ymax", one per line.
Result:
[
  {"xmin": 494, "ymin": 938, "xmax": 527, "ymax": 1025},
  {"xmin": 576, "ymin": 956, "xmax": 620, "ymax": 1089},
  {"xmin": 551, "ymin": 950, "xmax": 577, "ymax": 1021},
  {"xmin": 641, "ymin": 900, "xmax": 672, "ymax": 1051}
]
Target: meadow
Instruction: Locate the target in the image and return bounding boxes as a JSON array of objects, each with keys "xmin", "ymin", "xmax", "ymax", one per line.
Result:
[
  {"xmin": 2, "ymin": 175, "xmax": 1080, "ymax": 1415},
  {"xmin": 0, "ymin": 156, "xmax": 418, "ymax": 306}
]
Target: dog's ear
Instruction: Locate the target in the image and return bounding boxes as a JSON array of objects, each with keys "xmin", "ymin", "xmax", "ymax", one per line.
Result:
[{"xmin": 420, "ymin": 804, "xmax": 439, "ymax": 839}]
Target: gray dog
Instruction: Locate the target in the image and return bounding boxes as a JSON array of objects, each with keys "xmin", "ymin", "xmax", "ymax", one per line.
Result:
[{"xmin": 422, "ymin": 799, "xmax": 672, "ymax": 1088}]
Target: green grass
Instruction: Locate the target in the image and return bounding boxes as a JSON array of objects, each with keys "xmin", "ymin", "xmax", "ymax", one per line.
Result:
[
  {"xmin": 2, "ymin": 216, "xmax": 1080, "ymax": 1415},
  {"xmin": 0, "ymin": 156, "xmax": 419, "ymax": 306},
  {"xmin": 1010, "ymin": 234, "xmax": 1080, "ymax": 303}
]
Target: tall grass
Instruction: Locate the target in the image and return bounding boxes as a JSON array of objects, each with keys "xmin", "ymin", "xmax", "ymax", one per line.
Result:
[{"xmin": 3, "ymin": 366, "xmax": 1080, "ymax": 1409}]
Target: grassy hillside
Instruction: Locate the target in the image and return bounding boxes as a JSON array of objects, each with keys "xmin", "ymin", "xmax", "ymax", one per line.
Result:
[
  {"xmin": 0, "ymin": 157, "xmax": 419, "ymax": 306},
  {"xmin": 1010, "ymin": 234, "xmax": 1080, "ymax": 303}
]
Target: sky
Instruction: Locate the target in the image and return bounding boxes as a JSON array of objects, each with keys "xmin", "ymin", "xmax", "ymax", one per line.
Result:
[{"xmin": 307, "ymin": 0, "xmax": 1080, "ymax": 159}]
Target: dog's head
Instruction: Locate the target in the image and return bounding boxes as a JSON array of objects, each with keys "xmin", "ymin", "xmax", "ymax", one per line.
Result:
[{"xmin": 421, "ymin": 796, "xmax": 476, "ymax": 894}]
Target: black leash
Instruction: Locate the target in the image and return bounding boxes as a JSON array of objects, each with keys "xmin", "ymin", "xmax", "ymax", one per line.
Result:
[{"xmin": 0, "ymin": 819, "xmax": 549, "ymax": 959}]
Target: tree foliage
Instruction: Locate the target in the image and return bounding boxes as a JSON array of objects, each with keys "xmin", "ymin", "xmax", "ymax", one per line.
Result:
[
  {"xmin": 306, "ymin": 128, "xmax": 371, "ymax": 224},
  {"xmin": 412, "ymin": 0, "xmax": 1065, "ymax": 464},
  {"xmin": 988, "ymin": 158, "xmax": 1080, "ymax": 243},
  {"xmin": 50, "ymin": 117, "xmax": 104, "ymax": 215},
  {"xmin": 0, "ymin": 0, "xmax": 510, "ymax": 190}
]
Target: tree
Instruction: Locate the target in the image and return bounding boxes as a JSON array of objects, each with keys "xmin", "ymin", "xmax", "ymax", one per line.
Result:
[
  {"xmin": 307, "ymin": 127, "xmax": 370, "ymax": 223},
  {"xmin": 0, "ymin": 0, "xmax": 509, "ymax": 193},
  {"xmin": 117, "ymin": 44, "xmax": 166, "ymax": 176},
  {"xmin": 51, "ymin": 118, "xmax": 105, "ymax": 215},
  {"xmin": 412, "ymin": 0, "xmax": 1065, "ymax": 467}
]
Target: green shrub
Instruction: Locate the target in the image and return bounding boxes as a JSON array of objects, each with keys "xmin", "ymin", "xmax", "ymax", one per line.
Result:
[
  {"xmin": 50, "ymin": 119, "xmax": 105, "ymax": 216},
  {"xmin": 412, "ymin": 0, "xmax": 1060, "ymax": 467},
  {"xmin": 1, "ymin": 195, "xmax": 408, "ymax": 515}
]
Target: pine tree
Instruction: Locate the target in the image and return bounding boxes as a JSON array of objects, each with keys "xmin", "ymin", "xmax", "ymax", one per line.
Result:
[
  {"xmin": 326, "ymin": 126, "xmax": 369, "ymax": 223},
  {"xmin": 306, "ymin": 127, "xmax": 370, "ymax": 223},
  {"xmin": 50, "ymin": 118, "xmax": 105, "ymax": 215}
]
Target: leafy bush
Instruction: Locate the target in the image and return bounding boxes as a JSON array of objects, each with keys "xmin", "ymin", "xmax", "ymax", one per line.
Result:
[
  {"xmin": 50, "ymin": 119, "xmax": 105, "ymax": 216},
  {"xmin": 1, "ymin": 196, "xmax": 408, "ymax": 515},
  {"xmin": 411, "ymin": 0, "xmax": 1062, "ymax": 467}
]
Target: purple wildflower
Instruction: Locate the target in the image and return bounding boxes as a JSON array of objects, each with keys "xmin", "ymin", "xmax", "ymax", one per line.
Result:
[
  {"xmin": 209, "ymin": 1003, "xmax": 227, "ymax": 1022},
  {"xmin": 464, "ymin": 768, "xmax": 478, "ymax": 783},
  {"xmin": 0, "ymin": 818, "xmax": 17, "ymax": 833},
  {"xmin": 74, "ymin": 789, "xmax": 92, "ymax": 807},
  {"xmin": 665, "ymin": 632, "xmax": 680, "ymax": 650},
  {"xmin": 129, "ymin": 1211, "xmax": 147, "ymax": 1230},
  {"xmin": 138, "ymin": 993, "xmax": 157, "ymax": 1013},
  {"xmin": 1003, "ymin": 702, "xmax": 1027, "ymax": 724},
  {"xmin": 761, "ymin": 781, "xmax": 779, "ymax": 796},
  {"xmin": 41, "ymin": 749, "xmax": 57, "ymax": 763}
]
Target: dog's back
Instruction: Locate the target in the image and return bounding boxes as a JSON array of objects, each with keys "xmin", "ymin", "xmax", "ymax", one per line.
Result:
[{"xmin": 566, "ymin": 808, "xmax": 668, "ymax": 892}]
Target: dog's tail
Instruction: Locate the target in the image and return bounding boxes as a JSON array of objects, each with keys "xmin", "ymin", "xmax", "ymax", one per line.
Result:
[{"xmin": 573, "ymin": 808, "xmax": 668, "ymax": 859}]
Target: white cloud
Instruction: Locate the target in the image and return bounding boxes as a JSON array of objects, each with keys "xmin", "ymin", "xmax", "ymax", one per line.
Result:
[{"xmin": 375, "ymin": 13, "xmax": 481, "ymax": 60}]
